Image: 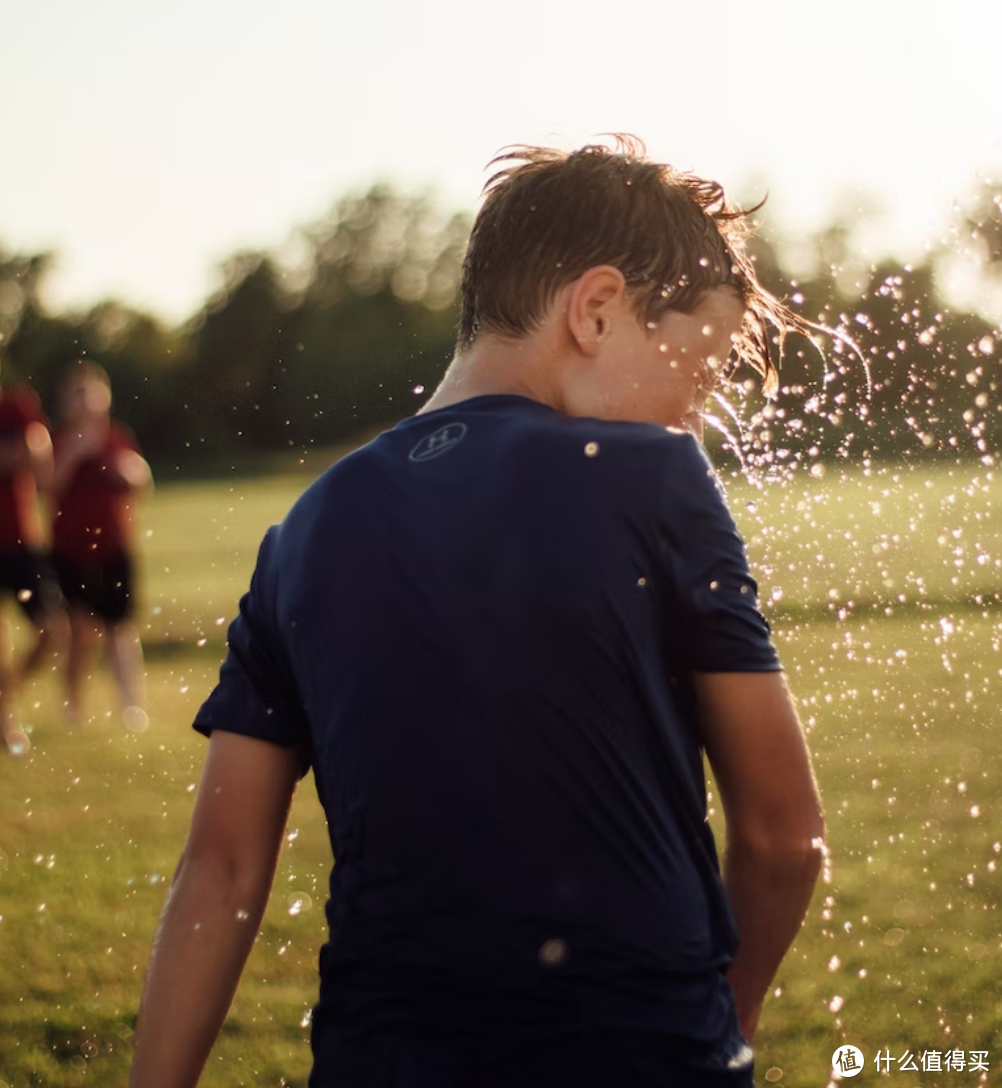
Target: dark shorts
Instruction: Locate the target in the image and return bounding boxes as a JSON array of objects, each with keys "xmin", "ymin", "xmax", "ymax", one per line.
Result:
[
  {"xmin": 310, "ymin": 1031, "xmax": 755, "ymax": 1088},
  {"xmin": 0, "ymin": 549, "xmax": 64, "ymax": 625},
  {"xmin": 53, "ymin": 553, "xmax": 135, "ymax": 623}
]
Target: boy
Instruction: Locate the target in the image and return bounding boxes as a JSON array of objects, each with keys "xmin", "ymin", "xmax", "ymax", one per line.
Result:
[
  {"xmin": 51, "ymin": 362, "xmax": 152, "ymax": 729},
  {"xmin": 0, "ymin": 384, "xmax": 67, "ymax": 755},
  {"xmin": 130, "ymin": 137, "xmax": 824, "ymax": 1087}
]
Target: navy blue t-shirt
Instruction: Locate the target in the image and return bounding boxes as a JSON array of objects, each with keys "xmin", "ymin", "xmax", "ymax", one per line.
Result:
[{"xmin": 194, "ymin": 395, "xmax": 780, "ymax": 1080}]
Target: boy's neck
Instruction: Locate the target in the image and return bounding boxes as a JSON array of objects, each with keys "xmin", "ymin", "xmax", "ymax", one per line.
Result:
[{"xmin": 420, "ymin": 333, "xmax": 567, "ymax": 416}]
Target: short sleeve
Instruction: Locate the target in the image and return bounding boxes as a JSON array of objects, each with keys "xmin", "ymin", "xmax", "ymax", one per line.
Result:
[
  {"xmin": 660, "ymin": 436, "xmax": 780, "ymax": 673},
  {"xmin": 193, "ymin": 527, "xmax": 312, "ymax": 766},
  {"xmin": 0, "ymin": 396, "xmax": 31, "ymax": 438}
]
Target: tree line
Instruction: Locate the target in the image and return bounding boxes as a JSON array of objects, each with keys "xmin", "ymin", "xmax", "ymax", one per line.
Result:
[{"xmin": 1, "ymin": 180, "xmax": 1000, "ymax": 477}]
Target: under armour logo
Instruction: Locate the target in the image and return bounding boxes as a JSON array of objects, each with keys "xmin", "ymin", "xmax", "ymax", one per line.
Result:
[{"xmin": 409, "ymin": 422, "xmax": 468, "ymax": 462}]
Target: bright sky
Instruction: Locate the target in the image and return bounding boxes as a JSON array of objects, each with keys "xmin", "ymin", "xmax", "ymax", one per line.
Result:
[{"xmin": 3, "ymin": 0, "xmax": 1000, "ymax": 323}]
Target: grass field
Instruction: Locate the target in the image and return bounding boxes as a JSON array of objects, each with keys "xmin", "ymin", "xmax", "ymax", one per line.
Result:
[{"xmin": 1, "ymin": 459, "xmax": 1001, "ymax": 1087}]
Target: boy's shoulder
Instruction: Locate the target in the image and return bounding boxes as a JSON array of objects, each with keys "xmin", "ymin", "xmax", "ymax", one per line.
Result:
[
  {"xmin": 347, "ymin": 402, "xmax": 708, "ymax": 479},
  {"xmin": 282, "ymin": 402, "xmax": 716, "ymax": 536}
]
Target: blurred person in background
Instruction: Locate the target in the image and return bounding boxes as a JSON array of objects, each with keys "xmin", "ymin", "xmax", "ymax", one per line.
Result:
[
  {"xmin": 51, "ymin": 362, "xmax": 152, "ymax": 731},
  {"xmin": 131, "ymin": 138, "xmax": 824, "ymax": 1088},
  {"xmin": 0, "ymin": 384, "xmax": 68, "ymax": 756}
]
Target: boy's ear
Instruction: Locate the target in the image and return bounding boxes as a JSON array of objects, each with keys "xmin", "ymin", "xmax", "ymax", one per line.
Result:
[{"xmin": 566, "ymin": 267, "xmax": 627, "ymax": 356}]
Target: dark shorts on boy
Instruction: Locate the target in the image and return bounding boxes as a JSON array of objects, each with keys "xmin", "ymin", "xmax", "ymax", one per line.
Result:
[
  {"xmin": 54, "ymin": 553, "xmax": 134, "ymax": 622},
  {"xmin": 0, "ymin": 549, "xmax": 64, "ymax": 625},
  {"xmin": 311, "ymin": 1026, "xmax": 755, "ymax": 1088}
]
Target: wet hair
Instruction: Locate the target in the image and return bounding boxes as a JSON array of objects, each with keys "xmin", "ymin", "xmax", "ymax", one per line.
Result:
[{"xmin": 458, "ymin": 135, "xmax": 803, "ymax": 394}]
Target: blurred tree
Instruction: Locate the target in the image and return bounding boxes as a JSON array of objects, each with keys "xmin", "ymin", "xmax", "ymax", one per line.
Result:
[
  {"xmin": 185, "ymin": 251, "xmax": 292, "ymax": 452},
  {"xmin": 4, "ymin": 178, "xmax": 1002, "ymax": 475},
  {"xmin": 182, "ymin": 186, "xmax": 470, "ymax": 460}
]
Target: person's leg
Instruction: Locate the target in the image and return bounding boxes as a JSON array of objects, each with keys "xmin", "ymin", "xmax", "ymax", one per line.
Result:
[
  {"xmin": 65, "ymin": 606, "xmax": 98, "ymax": 728},
  {"xmin": 106, "ymin": 619, "xmax": 147, "ymax": 730},
  {"xmin": 12, "ymin": 552, "xmax": 68, "ymax": 683},
  {"xmin": 17, "ymin": 608, "xmax": 70, "ymax": 682},
  {"xmin": 0, "ymin": 604, "xmax": 28, "ymax": 756},
  {"xmin": 100, "ymin": 554, "xmax": 147, "ymax": 730}
]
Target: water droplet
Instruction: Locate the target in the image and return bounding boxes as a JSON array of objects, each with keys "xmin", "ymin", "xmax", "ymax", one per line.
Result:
[
  {"xmin": 810, "ymin": 463, "xmax": 826, "ymax": 479},
  {"xmin": 235, "ymin": 909, "xmax": 250, "ymax": 921},
  {"xmin": 538, "ymin": 938, "xmax": 568, "ymax": 966},
  {"xmin": 299, "ymin": 1009, "xmax": 313, "ymax": 1028},
  {"xmin": 883, "ymin": 927, "xmax": 905, "ymax": 946},
  {"xmin": 288, "ymin": 893, "xmax": 313, "ymax": 916},
  {"xmin": 764, "ymin": 1069, "xmax": 784, "ymax": 1083},
  {"xmin": 123, "ymin": 706, "xmax": 149, "ymax": 733},
  {"xmin": 4, "ymin": 730, "xmax": 30, "ymax": 757},
  {"xmin": 709, "ymin": 580, "xmax": 720, "ymax": 592},
  {"xmin": 412, "ymin": 384, "xmax": 425, "ymax": 395},
  {"xmin": 970, "ymin": 805, "xmax": 981, "ymax": 818},
  {"xmin": 584, "ymin": 442, "xmax": 600, "ymax": 457},
  {"xmin": 286, "ymin": 828, "xmax": 300, "ymax": 843},
  {"xmin": 828, "ymin": 955, "xmax": 841, "ymax": 972},
  {"xmin": 16, "ymin": 589, "xmax": 32, "ymax": 603},
  {"xmin": 745, "ymin": 501, "xmax": 758, "ymax": 513},
  {"xmin": 196, "ymin": 638, "xmax": 207, "ymax": 648},
  {"xmin": 828, "ymin": 995, "xmax": 844, "ymax": 1013},
  {"xmin": 215, "ymin": 616, "xmax": 226, "ymax": 626}
]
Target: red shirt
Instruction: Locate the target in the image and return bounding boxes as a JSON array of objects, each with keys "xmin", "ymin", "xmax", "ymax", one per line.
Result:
[
  {"xmin": 0, "ymin": 388, "xmax": 48, "ymax": 552},
  {"xmin": 52, "ymin": 421, "xmax": 142, "ymax": 563}
]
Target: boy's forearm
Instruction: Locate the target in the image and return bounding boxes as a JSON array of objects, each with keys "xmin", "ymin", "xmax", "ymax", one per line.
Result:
[
  {"xmin": 723, "ymin": 837, "xmax": 823, "ymax": 1042},
  {"xmin": 129, "ymin": 856, "xmax": 272, "ymax": 1088}
]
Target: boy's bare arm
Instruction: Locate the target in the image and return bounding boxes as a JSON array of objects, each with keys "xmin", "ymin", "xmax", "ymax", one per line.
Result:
[
  {"xmin": 694, "ymin": 671, "xmax": 825, "ymax": 1043},
  {"xmin": 129, "ymin": 731, "xmax": 301, "ymax": 1088},
  {"xmin": 25, "ymin": 422, "xmax": 54, "ymax": 489}
]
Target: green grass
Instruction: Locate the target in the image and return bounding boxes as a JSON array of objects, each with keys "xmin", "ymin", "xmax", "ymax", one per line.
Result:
[{"xmin": 1, "ymin": 461, "xmax": 1001, "ymax": 1087}]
